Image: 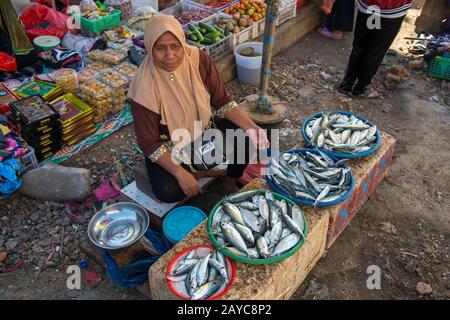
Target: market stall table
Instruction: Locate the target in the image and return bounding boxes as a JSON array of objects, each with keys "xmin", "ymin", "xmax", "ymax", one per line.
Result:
[{"xmin": 148, "ymin": 178, "xmax": 330, "ymax": 300}]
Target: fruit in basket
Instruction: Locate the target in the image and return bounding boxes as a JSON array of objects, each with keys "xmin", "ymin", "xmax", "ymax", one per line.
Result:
[{"xmin": 224, "ymin": 0, "xmax": 266, "ymax": 22}]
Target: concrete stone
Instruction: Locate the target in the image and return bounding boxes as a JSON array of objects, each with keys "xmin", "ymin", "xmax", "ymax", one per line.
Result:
[
  {"xmin": 20, "ymin": 163, "xmax": 91, "ymax": 201},
  {"xmin": 149, "ymin": 179, "xmax": 329, "ymax": 300},
  {"xmin": 416, "ymin": 282, "xmax": 433, "ymax": 295}
]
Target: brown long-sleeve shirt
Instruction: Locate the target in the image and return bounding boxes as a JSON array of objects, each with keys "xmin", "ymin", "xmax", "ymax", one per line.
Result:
[{"xmin": 130, "ymin": 50, "xmax": 234, "ymax": 159}]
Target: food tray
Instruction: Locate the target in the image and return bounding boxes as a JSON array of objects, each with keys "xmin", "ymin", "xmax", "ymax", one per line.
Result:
[
  {"xmin": 0, "ymin": 83, "xmax": 19, "ymax": 113},
  {"xmin": 276, "ymin": 0, "xmax": 297, "ymax": 26},
  {"xmin": 50, "ymin": 93, "xmax": 93, "ymax": 129},
  {"xmin": 61, "ymin": 114, "xmax": 95, "ymax": 135},
  {"xmin": 9, "ymin": 95, "xmax": 59, "ymax": 127},
  {"xmin": 62, "ymin": 121, "xmax": 96, "ymax": 142},
  {"xmin": 14, "ymin": 80, "xmax": 62, "ymax": 101},
  {"xmin": 63, "ymin": 126, "xmax": 97, "ymax": 146}
]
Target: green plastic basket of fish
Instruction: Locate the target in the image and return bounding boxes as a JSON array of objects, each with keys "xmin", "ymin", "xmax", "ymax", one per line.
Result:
[
  {"xmin": 302, "ymin": 111, "xmax": 381, "ymax": 159},
  {"xmin": 427, "ymin": 55, "xmax": 450, "ymax": 80},
  {"xmin": 207, "ymin": 189, "xmax": 309, "ymax": 265}
]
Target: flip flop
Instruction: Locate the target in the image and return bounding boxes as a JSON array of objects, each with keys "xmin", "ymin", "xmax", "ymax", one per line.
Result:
[{"xmin": 316, "ymin": 27, "xmax": 342, "ymax": 40}]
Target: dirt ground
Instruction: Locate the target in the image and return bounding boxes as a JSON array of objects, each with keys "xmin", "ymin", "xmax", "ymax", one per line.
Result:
[{"xmin": 1, "ymin": 0, "xmax": 449, "ymax": 300}]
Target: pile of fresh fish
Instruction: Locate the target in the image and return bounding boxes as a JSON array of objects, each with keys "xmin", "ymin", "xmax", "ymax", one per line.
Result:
[
  {"xmin": 304, "ymin": 112, "xmax": 378, "ymax": 154},
  {"xmin": 210, "ymin": 190, "xmax": 307, "ymax": 260},
  {"xmin": 267, "ymin": 151, "xmax": 352, "ymax": 205},
  {"xmin": 168, "ymin": 248, "xmax": 231, "ymax": 300}
]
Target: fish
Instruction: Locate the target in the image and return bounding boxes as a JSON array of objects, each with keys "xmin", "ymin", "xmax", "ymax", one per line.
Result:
[
  {"xmin": 305, "ymin": 112, "xmax": 378, "ymax": 154},
  {"xmin": 191, "ymin": 279, "xmax": 223, "ymax": 300},
  {"xmin": 281, "ymin": 212, "xmax": 307, "ymax": 241},
  {"xmin": 237, "ymin": 201, "xmax": 259, "ymax": 211},
  {"xmin": 240, "ymin": 208, "xmax": 263, "ymax": 233},
  {"xmin": 268, "ymin": 150, "xmax": 352, "ymax": 205},
  {"xmin": 233, "ymin": 222, "xmax": 255, "ymax": 244},
  {"xmin": 258, "ymin": 195, "xmax": 270, "ymax": 221},
  {"xmin": 268, "ymin": 221, "xmax": 283, "ymax": 250},
  {"xmin": 221, "ymin": 222, "xmax": 248, "ymax": 254},
  {"xmin": 273, "ymin": 233, "xmax": 301, "ymax": 256},
  {"xmin": 227, "ymin": 190, "xmax": 260, "ymax": 203},
  {"xmin": 196, "ymin": 253, "xmax": 211, "ymax": 287},
  {"xmin": 208, "ymin": 258, "xmax": 229, "ymax": 284},
  {"xmin": 222, "ymin": 202, "xmax": 245, "ymax": 225},
  {"xmin": 256, "ymin": 236, "xmax": 270, "ymax": 258}
]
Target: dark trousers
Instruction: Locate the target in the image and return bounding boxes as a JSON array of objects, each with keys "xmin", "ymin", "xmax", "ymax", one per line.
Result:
[
  {"xmin": 145, "ymin": 118, "xmax": 253, "ymax": 203},
  {"xmin": 342, "ymin": 11, "xmax": 405, "ymax": 93},
  {"xmin": 325, "ymin": 0, "xmax": 355, "ymax": 33}
]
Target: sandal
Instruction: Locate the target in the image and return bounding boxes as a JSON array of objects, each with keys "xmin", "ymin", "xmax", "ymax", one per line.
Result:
[
  {"xmin": 352, "ymin": 87, "xmax": 380, "ymax": 99},
  {"xmin": 316, "ymin": 27, "xmax": 342, "ymax": 40}
]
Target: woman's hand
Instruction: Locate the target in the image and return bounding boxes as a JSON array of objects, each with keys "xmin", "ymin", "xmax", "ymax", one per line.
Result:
[
  {"xmin": 175, "ymin": 168, "xmax": 203, "ymax": 197},
  {"xmin": 247, "ymin": 126, "xmax": 270, "ymax": 149}
]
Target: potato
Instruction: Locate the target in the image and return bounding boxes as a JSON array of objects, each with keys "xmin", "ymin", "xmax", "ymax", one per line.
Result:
[
  {"xmin": 239, "ymin": 18, "xmax": 248, "ymax": 27},
  {"xmin": 233, "ymin": 26, "xmax": 241, "ymax": 34},
  {"xmin": 247, "ymin": 19, "xmax": 254, "ymax": 26},
  {"xmin": 226, "ymin": 21, "xmax": 235, "ymax": 31},
  {"xmin": 232, "ymin": 13, "xmax": 241, "ymax": 21},
  {"xmin": 242, "ymin": 15, "xmax": 250, "ymax": 20},
  {"xmin": 230, "ymin": 19, "xmax": 238, "ymax": 26},
  {"xmin": 239, "ymin": 26, "xmax": 246, "ymax": 31}
]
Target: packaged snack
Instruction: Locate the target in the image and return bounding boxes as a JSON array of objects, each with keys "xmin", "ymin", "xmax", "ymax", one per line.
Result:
[
  {"xmin": 53, "ymin": 68, "xmax": 78, "ymax": 93},
  {"xmin": 78, "ymin": 68, "xmax": 97, "ymax": 83},
  {"xmin": 102, "ymin": 49, "xmax": 128, "ymax": 65}
]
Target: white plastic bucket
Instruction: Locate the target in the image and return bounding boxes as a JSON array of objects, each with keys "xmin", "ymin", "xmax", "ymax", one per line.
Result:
[{"xmin": 234, "ymin": 42, "xmax": 263, "ymax": 85}]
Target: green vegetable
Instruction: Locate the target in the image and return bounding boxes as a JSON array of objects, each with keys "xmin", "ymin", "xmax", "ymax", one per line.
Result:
[
  {"xmin": 202, "ymin": 37, "xmax": 214, "ymax": 45},
  {"xmin": 198, "ymin": 22, "xmax": 217, "ymax": 34},
  {"xmin": 200, "ymin": 28, "xmax": 207, "ymax": 34},
  {"xmin": 213, "ymin": 36, "xmax": 221, "ymax": 43},
  {"xmin": 224, "ymin": 26, "xmax": 230, "ymax": 36},
  {"xmin": 189, "ymin": 33, "xmax": 198, "ymax": 42},
  {"xmin": 204, "ymin": 31, "xmax": 220, "ymax": 39},
  {"xmin": 188, "ymin": 24, "xmax": 204, "ymax": 42}
]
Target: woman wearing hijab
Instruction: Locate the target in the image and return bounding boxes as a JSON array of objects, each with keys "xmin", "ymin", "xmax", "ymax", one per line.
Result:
[{"xmin": 128, "ymin": 15, "xmax": 269, "ymax": 203}]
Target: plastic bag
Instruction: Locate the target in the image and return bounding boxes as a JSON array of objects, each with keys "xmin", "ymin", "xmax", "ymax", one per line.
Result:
[
  {"xmin": 80, "ymin": 0, "xmax": 98, "ymax": 15},
  {"xmin": 316, "ymin": 0, "xmax": 335, "ymax": 15},
  {"xmin": 0, "ymin": 52, "xmax": 17, "ymax": 72},
  {"xmin": 61, "ymin": 32, "xmax": 98, "ymax": 57},
  {"xmin": 0, "ymin": 158, "xmax": 22, "ymax": 199},
  {"xmin": 101, "ymin": 228, "xmax": 170, "ymax": 289},
  {"xmin": 131, "ymin": 0, "xmax": 159, "ymax": 14},
  {"xmin": 19, "ymin": 3, "xmax": 69, "ymax": 40}
]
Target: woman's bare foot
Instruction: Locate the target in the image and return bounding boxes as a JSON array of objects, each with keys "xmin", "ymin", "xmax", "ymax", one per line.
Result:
[{"xmin": 331, "ymin": 30, "xmax": 343, "ymax": 39}]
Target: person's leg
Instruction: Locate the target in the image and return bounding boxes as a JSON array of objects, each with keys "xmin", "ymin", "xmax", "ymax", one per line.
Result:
[
  {"xmin": 213, "ymin": 117, "xmax": 253, "ymax": 193},
  {"xmin": 352, "ymin": 16, "xmax": 405, "ymax": 95},
  {"xmin": 340, "ymin": 11, "xmax": 372, "ymax": 91},
  {"xmin": 145, "ymin": 157, "xmax": 187, "ymax": 203}
]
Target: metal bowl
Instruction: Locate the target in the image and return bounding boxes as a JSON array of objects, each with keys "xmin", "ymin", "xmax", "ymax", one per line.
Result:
[{"xmin": 87, "ymin": 202, "xmax": 149, "ymax": 251}]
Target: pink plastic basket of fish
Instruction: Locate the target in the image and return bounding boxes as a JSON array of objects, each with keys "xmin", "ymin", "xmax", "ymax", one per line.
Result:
[{"xmin": 166, "ymin": 245, "xmax": 236, "ymax": 300}]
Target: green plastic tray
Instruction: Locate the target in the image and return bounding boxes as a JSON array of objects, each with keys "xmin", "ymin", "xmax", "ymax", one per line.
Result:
[
  {"xmin": 427, "ymin": 56, "xmax": 450, "ymax": 80},
  {"xmin": 207, "ymin": 189, "xmax": 309, "ymax": 265},
  {"xmin": 80, "ymin": 9, "xmax": 121, "ymax": 33}
]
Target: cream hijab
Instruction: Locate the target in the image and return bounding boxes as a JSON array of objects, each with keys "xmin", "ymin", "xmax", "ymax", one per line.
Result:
[{"xmin": 127, "ymin": 15, "xmax": 212, "ymax": 146}]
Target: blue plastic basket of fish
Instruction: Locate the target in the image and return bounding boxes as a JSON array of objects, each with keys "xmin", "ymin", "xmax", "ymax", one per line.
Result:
[
  {"xmin": 265, "ymin": 148, "xmax": 355, "ymax": 207},
  {"xmin": 301, "ymin": 111, "xmax": 381, "ymax": 159},
  {"xmin": 207, "ymin": 189, "xmax": 309, "ymax": 265}
]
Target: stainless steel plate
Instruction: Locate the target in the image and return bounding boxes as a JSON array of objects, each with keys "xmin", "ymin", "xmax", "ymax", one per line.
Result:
[{"xmin": 87, "ymin": 202, "xmax": 149, "ymax": 250}]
